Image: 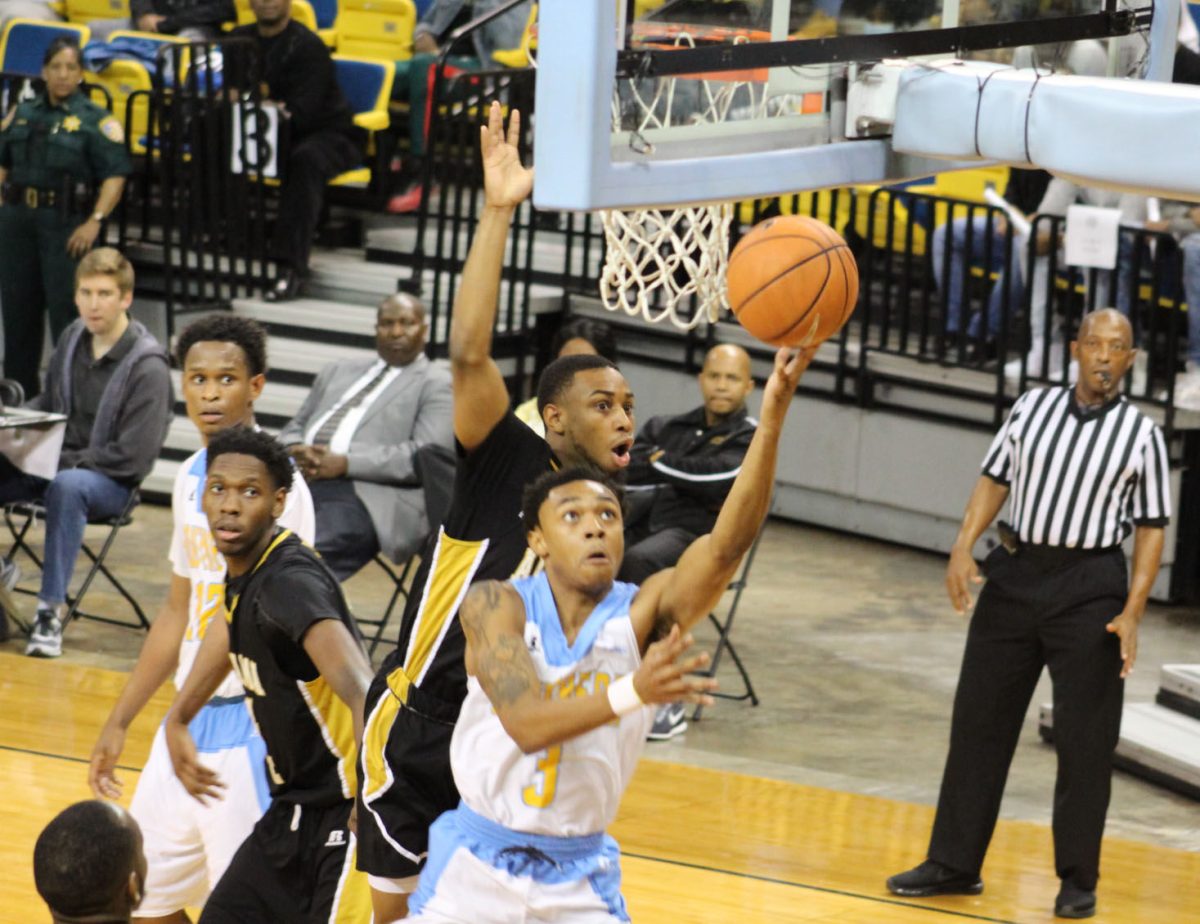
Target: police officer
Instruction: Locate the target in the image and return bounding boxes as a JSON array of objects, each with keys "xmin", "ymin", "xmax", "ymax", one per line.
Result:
[{"xmin": 0, "ymin": 37, "xmax": 131, "ymax": 397}]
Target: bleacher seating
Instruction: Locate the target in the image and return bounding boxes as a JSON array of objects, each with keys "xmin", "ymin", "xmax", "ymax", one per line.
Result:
[
  {"xmin": 334, "ymin": 0, "xmax": 414, "ymax": 62},
  {"xmin": 0, "ymin": 19, "xmax": 91, "ymax": 76},
  {"xmin": 84, "ymin": 30, "xmax": 183, "ymax": 154},
  {"xmin": 231, "ymin": 0, "xmax": 318, "ymax": 30},
  {"xmin": 309, "ymin": 0, "xmax": 337, "ymax": 44},
  {"xmin": 330, "ymin": 53, "xmax": 394, "ymax": 189},
  {"xmin": 65, "ymin": 0, "xmax": 128, "ymax": 23},
  {"xmin": 490, "ymin": 1, "xmax": 536, "ymax": 68}
]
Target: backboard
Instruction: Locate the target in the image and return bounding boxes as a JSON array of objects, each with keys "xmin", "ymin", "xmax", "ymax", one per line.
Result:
[{"xmin": 533, "ymin": 0, "xmax": 1165, "ymax": 211}]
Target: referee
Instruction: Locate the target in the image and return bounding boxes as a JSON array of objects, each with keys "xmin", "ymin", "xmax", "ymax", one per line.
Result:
[{"xmin": 887, "ymin": 308, "xmax": 1170, "ymax": 920}]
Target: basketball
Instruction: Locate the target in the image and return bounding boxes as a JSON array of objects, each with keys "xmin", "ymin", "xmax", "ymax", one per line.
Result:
[{"xmin": 726, "ymin": 215, "xmax": 859, "ymax": 348}]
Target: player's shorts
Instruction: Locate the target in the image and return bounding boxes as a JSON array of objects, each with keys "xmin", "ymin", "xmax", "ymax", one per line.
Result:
[
  {"xmin": 356, "ymin": 669, "xmax": 462, "ymax": 882},
  {"xmin": 199, "ymin": 797, "xmax": 370, "ymax": 923},
  {"xmin": 407, "ymin": 803, "xmax": 630, "ymax": 924},
  {"xmin": 129, "ymin": 696, "xmax": 270, "ymax": 918}
]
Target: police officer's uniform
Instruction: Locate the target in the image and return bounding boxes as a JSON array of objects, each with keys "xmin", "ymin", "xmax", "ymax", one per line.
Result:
[{"xmin": 0, "ymin": 89, "xmax": 131, "ymax": 396}]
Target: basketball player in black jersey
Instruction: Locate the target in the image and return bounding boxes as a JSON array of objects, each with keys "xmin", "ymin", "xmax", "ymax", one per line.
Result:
[
  {"xmin": 357, "ymin": 102, "xmax": 641, "ymax": 920},
  {"xmin": 164, "ymin": 428, "xmax": 373, "ymax": 922}
]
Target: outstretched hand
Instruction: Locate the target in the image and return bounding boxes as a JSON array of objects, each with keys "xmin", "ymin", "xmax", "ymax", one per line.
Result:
[
  {"xmin": 759, "ymin": 345, "xmax": 816, "ymax": 425},
  {"xmin": 480, "ymin": 101, "xmax": 533, "ymax": 210},
  {"xmin": 633, "ymin": 624, "xmax": 718, "ymax": 707}
]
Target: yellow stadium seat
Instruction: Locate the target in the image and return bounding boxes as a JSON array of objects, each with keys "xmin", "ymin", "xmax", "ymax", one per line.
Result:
[
  {"xmin": 490, "ymin": 2, "xmax": 536, "ymax": 68},
  {"xmin": 0, "ymin": 19, "xmax": 90, "ymax": 76},
  {"xmin": 329, "ymin": 53, "xmax": 394, "ymax": 187},
  {"xmin": 66, "ymin": 0, "xmax": 128, "ymax": 23},
  {"xmin": 85, "ymin": 30, "xmax": 185, "ymax": 154},
  {"xmin": 335, "ymin": 0, "xmax": 414, "ymax": 62}
]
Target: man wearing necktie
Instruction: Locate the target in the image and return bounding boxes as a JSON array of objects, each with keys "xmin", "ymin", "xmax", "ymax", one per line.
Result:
[{"xmin": 279, "ymin": 294, "xmax": 454, "ymax": 579}]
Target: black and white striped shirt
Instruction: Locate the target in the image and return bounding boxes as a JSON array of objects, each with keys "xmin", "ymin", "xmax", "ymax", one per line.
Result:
[{"xmin": 982, "ymin": 387, "xmax": 1171, "ymax": 549}]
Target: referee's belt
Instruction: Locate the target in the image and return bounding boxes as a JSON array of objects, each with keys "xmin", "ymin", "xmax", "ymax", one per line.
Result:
[{"xmin": 2, "ymin": 183, "xmax": 88, "ymax": 211}]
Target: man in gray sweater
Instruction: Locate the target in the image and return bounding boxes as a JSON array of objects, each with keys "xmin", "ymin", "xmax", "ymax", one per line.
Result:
[{"xmin": 0, "ymin": 248, "xmax": 172, "ymax": 657}]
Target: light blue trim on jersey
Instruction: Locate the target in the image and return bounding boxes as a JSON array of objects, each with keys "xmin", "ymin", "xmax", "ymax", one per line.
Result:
[
  {"xmin": 409, "ymin": 803, "xmax": 629, "ymax": 921},
  {"xmin": 188, "ymin": 448, "xmax": 208, "ymax": 514},
  {"xmin": 510, "ymin": 573, "xmax": 639, "ymax": 668}
]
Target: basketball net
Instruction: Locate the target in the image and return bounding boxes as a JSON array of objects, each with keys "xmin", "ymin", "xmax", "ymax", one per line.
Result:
[{"xmin": 599, "ymin": 35, "xmax": 768, "ymax": 330}]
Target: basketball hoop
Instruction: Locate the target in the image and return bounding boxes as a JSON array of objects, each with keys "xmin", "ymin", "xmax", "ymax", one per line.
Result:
[{"xmin": 599, "ymin": 33, "xmax": 768, "ymax": 330}]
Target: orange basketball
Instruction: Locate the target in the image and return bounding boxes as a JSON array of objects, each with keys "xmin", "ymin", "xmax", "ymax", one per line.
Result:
[{"xmin": 726, "ymin": 215, "xmax": 859, "ymax": 348}]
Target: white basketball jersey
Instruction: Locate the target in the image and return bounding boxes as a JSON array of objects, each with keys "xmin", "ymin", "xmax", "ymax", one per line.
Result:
[
  {"xmin": 169, "ymin": 447, "xmax": 316, "ymax": 697},
  {"xmin": 451, "ymin": 573, "xmax": 653, "ymax": 837}
]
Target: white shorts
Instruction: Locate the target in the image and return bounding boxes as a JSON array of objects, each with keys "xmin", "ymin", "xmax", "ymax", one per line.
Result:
[
  {"xmin": 407, "ymin": 805, "xmax": 629, "ymax": 924},
  {"xmin": 129, "ymin": 697, "xmax": 270, "ymax": 917}
]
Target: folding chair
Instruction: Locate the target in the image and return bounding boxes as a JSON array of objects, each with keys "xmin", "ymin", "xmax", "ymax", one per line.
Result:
[
  {"xmin": 4, "ymin": 488, "xmax": 150, "ymax": 633},
  {"xmin": 691, "ymin": 523, "xmax": 765, "ymax": 721},
  {"xmin": 355, "ymin": 441, "xmax": 457, "ymax": 656},
  {"xmin": 359, "ymin": 552, "xmax": 417, "ymax": 656}
]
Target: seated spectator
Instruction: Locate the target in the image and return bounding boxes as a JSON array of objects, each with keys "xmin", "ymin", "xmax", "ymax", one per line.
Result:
[
  {"xmin": 620, "ymin": 343, "xmax": 757, "ymax": 740},
  {"xmin": 0, "ymin": 248, "xmax": 172, "ymax": 658},
  {"xmin": 932, "ymin": 168, "xmax": 1050, "ymax": 360},
  {"xmin": 0, "ymin": 1, "xmax": 63, "ymax": 29},
  {"xmin": 1018, "ymin": 178, "xmax": 1146, "ymax": 377},
  {"xmin": 230, "ymin": 0, "xmax": 363, "ymax": 301},
  {"xmin": 34, "ymin": 800, "xmax": 147, "ymax": 924},
  {"xmin": 1158, "ymin": 199, "xmax": 1200, "ymax": 407},
  {"xmin": 386, "ymin": 0, "xmax": 533, "ymax": 213},
  {"xmin": 89, "ymin": 0, "xmax": 236, "ymax": 42},
  {"xmin": 515, "ymin": 316, "xmax": 619, "ymax": 436},
  {"xmin": 279, "ymin": 293, "xmax": 454, "ymax": 579}
]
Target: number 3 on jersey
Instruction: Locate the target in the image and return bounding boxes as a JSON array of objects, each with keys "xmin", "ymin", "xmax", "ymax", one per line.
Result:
[{"xmin": 522, "ymin": 745, "xmax": 562, "ymax": 808}]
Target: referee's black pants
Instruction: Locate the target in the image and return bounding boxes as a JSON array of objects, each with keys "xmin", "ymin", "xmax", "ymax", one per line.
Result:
[{"xmin": 927, "ymin": 544, "xmax": 1126, "ymax": 891}]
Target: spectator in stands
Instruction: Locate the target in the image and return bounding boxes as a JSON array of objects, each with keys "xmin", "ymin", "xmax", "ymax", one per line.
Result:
[
  {"xmin": 0, "ymin": 1, "xmax": 63, "ymax": 29},
  {"xmin": 1018, "ymin": 179, "xmax": 1146, "ymax": 378},
  {"xmin": 0, "ymin": 248, "xmax": 172, "ymax": 658},
  {"xmin": 386, "ymin": 0, "xmax": 533, "ymax": 213},
  {"xmin": 932, "ymin": 169, "xmax": 1051, "ymax": 362},
  {"xmin": 34, "ymin": 800, "xmax": 147, "ymax": 924},
  {"xmin": 515, "ymin": 316, "xmax": 620, "ymax": 436},
  {"xmin": 0, "ymin": 37, "xmax": 131, "ymax": 398},
  {"xmin": 620, "ymin": 342, "xmax": 757, "ymax": 741},
  {"xmin": 1157, "ymin": 200, "xmax": 1200, "ymax": 408},
  {"xmin": 231, "ymin": 0, "xmax": 362, "ymax": 301},
  {"xmin": 279, "ymin": 293, "xmax": 454, "ymax": 579},
  {"xmin": 89, "ymin": 0, "xmax": 236, "ymax": 41}
]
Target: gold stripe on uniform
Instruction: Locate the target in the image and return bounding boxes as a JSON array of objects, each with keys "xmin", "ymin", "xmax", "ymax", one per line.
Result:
[
  {"xmin": 327, "ymin": 837, "xmax": 372, "ymax": 924},
  {"xmin": 299, "ymin": 676, "xmax": 358, "ymax": 799},
  {"xmin": 401, "ymin": 530, "xmax": 489, "ymax": 686},
  {"xmin": 361, "ymin": 686, "xmax": 400, "ymax": 802}
]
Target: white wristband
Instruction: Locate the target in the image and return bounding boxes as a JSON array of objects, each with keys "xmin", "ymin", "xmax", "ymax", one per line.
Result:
[{"xmin": 607, "ymin": 673, "xmax": 644, "ymax": 717}]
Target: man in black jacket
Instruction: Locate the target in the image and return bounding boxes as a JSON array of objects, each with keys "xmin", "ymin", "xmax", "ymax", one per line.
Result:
[
  {"xmin": 0, "ymin": 248, "xmax": 172, "ymax": 657},
  {"xmin": 90, "ymin": 0, "xmax": 236, "ymax": 41},
  {"xmin": 231, "ymin": 0, "xmax": 362, "ymax": 301},
  {"xmin": 619, "ymin": 343, "xmax": 757, "ymax": 739}
]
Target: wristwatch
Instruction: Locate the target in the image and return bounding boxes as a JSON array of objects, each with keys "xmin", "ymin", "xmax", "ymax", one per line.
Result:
[{"xmin": 91, "ymin": 210, "xmax": 106, "ymax": 223}]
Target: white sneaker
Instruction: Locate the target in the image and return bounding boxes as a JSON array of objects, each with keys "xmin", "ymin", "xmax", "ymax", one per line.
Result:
[{"xmin": 25, "ymin": 608, "xmax": 62, "ymax": 658}]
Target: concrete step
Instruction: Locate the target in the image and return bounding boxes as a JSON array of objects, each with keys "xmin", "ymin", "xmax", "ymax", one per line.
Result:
[
  {"xmin": 1039, "ymin": 701, "xmax": 1200, "ymax": 801},
  {"xmin": 1157, "ymin": 664, "xmax": 1200, "ymax": 721},
  {"xmin": 233, "ymin": 297, "xmax": 379, "ymax": 346},
  {"xmin": 305, "ymin": 250, "xmax": 408, "ymax": 306}
]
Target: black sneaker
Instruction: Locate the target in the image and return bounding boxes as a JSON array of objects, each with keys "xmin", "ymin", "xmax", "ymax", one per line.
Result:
[
  {"xmin": 886, "ymin": 859, "xmax": 983, "ymax": 897},
  {"xmin": 1055, "ymin": 882, "xmax": 1096, "ymax": 919},
  {"xmin": 647, "ymin": 703, "xmax": 687, "ymax": 741},
  {"xmin": 25, "ymin": 608, "xmax": 63, "ymax": 658}
]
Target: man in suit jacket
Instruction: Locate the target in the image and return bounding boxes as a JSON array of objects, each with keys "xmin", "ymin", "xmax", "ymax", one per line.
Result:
[{"xmin": 280, "ymin": 293, "xmax": 454, "ymax": 580}]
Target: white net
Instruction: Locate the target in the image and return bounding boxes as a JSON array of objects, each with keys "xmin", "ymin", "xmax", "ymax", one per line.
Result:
[{"xmin": 599, "ymin": 35, "xmax": 768, "ymax": 330}]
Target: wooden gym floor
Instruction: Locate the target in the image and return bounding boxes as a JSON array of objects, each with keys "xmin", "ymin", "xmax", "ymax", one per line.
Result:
[{"xmin": 1, "ymin": 508, "xmax": 1198, "ymax": 922}]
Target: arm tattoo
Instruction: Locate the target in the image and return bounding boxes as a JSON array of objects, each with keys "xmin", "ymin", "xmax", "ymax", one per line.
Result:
[{"xmin": 462, "ymin": 582, "xmax": 539, "ymax": 708}]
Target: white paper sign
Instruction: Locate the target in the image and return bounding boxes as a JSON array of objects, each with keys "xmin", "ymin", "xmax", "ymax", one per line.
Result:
[
  {"xmin": 230, "ymin": 102, "xmax": 281, "ymax": 178},
  {"xmin": 0, "ymin": 419, "xmax": 65, "ymax": 480},
  {"xmin": 1064, "ymin": 204, "xmax": 1121, "ymax": 270}
]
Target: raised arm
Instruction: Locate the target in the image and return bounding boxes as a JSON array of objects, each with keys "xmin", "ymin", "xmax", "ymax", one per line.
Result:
[
  {"xmin": 461, "ymin": 581, "xmax": 708, "ymax": 753},
  {"xmin": 451, "ymin": 102, "xmax": 534, "ymax": 451},
  {"xmin": 302, "ymin": 619, "xmax": 374, "ymax": 744},
  {"xmin": 633, "ymin": 348, "xmax": 812, "ymax": 645}
]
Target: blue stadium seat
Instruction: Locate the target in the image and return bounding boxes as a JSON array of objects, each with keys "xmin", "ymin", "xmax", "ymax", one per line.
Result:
[
  {"xmin": 310, "ymin": 0, "xmax": 338, "ymax": 30},
  {"xmin": 330, "ymin": 54, "xmax": 394, "ymax": 188},
  {"xmin": 0, "ymin": 19, "xmax": 91, "ymax": 77}
]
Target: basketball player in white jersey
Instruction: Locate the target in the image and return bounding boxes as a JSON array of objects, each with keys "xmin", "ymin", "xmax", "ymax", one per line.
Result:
[
  {"xmin": 88, "ymin": 315, "xmax": 315, "ymax": 922},
  {"xmin": 406, "ymin": 345, "xmax": 812, "ymax": 922}
]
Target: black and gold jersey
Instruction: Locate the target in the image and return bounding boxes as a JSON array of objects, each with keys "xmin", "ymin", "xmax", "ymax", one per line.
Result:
[
  {"xmin": 382, "ymin": 412, "xmax": 555, "ymax": 708},
  {"xmin": 225, "ymin": 530, "xmax": 364, "ymax": 807}
]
